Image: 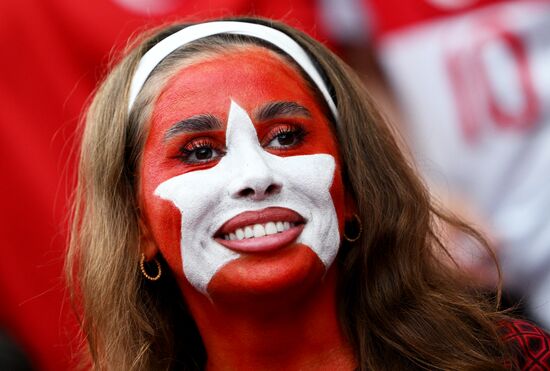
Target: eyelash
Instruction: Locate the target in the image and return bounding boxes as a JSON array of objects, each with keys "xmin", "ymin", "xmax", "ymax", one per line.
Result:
[
  {"xmin": 177, "ymin": 138, "xmax": 225, "ymax": 164},
  {"xmin": 263, "ymin": 124, "xmax": 308, "ymax": 149},
  {"xmin": 175, "ymin": 124, "xmax": 307, "ymax": 164}
]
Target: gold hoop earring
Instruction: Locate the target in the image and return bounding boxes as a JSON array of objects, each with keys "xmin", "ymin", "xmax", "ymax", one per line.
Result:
[
  {"xmin": 140, "ymin": 253, "xmax": 162, "ymax": 281},
  {"xmin": 344, "ymin": 214, "xmax": 362, "ymax": 243}
]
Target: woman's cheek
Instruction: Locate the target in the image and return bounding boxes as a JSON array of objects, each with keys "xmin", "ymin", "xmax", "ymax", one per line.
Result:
[
  {"xmin": 151, "ymin": 200, "xmax": 185, "ymax": 280},
  {"xmin": 329, "ymin": 165, "xmax": 347, "ymax": 236},
  {"xmin": 140, "ymin": 161, "xmax": 186, "ymax": 281}
]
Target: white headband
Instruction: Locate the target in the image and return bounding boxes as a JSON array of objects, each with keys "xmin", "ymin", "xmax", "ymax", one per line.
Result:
[{"xmin": 127, "ymin": 21, "xmax": 338, "ymax": 119}]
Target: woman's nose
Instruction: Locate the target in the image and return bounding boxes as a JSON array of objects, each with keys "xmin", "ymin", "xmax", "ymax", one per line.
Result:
[{"xmin": 228, "ymin": 157, "xmax": 282, "ymax": 201}]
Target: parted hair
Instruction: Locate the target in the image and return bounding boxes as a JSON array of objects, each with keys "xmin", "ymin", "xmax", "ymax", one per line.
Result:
[{"xmin": 67, "ymin": 17, "xmax": 515, "ymax": 370}]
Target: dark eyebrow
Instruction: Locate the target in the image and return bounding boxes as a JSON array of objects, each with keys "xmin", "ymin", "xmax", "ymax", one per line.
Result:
[
  {"xmin": 164, "ymin": 114, "xmax": 223, "ymax": 141},
  {"xmin": 255, "ymin": 101, "xmax": 311, "ymax": 122}
]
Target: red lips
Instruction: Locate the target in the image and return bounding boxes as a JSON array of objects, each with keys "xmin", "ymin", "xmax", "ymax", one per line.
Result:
[{"xmin": 214, "ymin": 207, "xmax": 305, "ymax": 253}]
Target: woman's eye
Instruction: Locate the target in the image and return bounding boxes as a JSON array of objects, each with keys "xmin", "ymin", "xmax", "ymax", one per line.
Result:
[
  {"xmin": 178, "ymin": 140, "xmax": 224, "ymax": 164},
  {"xmin": 194, "ymin": 147, "xmax": 214, "ymax": 160},
  {"xmin": 265, "ymin": 126, "xmax": 306, "ymax": 149},
  {"xmin": 273, "ymin": 132, "xmax": 296, "ymax": 146}
]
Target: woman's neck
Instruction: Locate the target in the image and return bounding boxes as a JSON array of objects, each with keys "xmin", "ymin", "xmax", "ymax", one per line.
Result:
[{"xmin": 180, "ymin": 264, "xmax": 355, "ymax": 371}]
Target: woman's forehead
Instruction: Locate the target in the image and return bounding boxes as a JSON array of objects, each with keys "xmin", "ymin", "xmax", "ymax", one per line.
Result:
[{"xmin": 150, "ymin": 46, "xmax": 322, "ymax": 128}]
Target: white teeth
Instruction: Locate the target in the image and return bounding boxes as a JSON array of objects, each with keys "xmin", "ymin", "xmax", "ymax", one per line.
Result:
[
  {"xmin": 253, "ymin": 224, "xmax": 266, "ymax": 238},
  {"xmin": 265, "ymin": 222, "xmax": 278, "ymax": 235},
  {"xmin": 221, "ymin": 220, "xmax": 299, "ymax": 241}
]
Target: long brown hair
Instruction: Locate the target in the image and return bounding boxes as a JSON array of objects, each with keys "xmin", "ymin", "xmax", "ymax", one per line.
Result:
[{"xmin": 67, "ymin": 17, "xmax": 515, "ymax": 370}]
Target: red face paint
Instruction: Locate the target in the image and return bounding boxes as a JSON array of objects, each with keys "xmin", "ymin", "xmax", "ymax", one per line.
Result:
[
  {"xmin": 141, "ymin": 47, "xmax": 347, "ymax": 288},
  {"xmin": 139, "ymin": 47, "xmax": 353, "ymax": 369}
]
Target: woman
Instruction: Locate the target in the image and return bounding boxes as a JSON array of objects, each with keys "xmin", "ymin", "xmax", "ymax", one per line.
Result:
[{"xmin": 67, "ymin": 17, "xmax": 550, "ymax": 370}]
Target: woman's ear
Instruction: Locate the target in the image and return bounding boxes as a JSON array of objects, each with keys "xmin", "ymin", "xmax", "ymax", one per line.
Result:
[{"xmin": 139, "ymin": 218, "xmax": 159, "ymax": 260}]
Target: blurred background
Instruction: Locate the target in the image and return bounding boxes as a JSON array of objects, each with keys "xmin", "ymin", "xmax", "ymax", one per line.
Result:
[{"xmin": 1, "ymin": 0, "xmax": 548, "ymax": 369}]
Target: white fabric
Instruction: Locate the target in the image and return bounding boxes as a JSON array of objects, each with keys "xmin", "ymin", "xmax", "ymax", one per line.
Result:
[
  {"xmin": 155, "ymin": 101, "xmax": 339, "ymax": 294},
  {"xmin": 128, "ymin": 21, "xmax": 338, "ymax": 119},
  {"xmin": 378, "ymin": 1, "xmax": 550, "ymax": 329},
  {"xmin": 320, "ymin": 0, "xmax": 371, "ymax": 43}
]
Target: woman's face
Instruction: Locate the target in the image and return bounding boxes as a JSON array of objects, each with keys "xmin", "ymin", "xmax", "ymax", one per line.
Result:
[{"xmin": 139, "ymin": 46, "xmax": 348, "ymax": 299}]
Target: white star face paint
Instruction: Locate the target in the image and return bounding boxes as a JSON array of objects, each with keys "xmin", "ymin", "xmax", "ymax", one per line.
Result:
[
  {"xmin": 155, "ymin": 101, "xmax": 339, "ymax": 294},
  {"xmin": 139, "ymin": 48, "xmax": 348, "ymax": 298}
]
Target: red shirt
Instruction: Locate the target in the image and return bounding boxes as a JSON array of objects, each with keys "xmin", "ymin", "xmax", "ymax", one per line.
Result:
[{"xmin": 500, "ymin": 319, "xmax": 550, "ymax": 370}]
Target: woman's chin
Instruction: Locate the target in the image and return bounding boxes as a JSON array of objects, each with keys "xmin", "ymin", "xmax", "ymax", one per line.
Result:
[{"xmin": 206, "ymin": 243, "xmax": 326, "ymax": 310}]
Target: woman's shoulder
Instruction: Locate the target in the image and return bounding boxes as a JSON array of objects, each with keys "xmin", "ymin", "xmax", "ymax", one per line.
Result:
[{"xmin": 498, "ymin": 318, "xmax": 550, "ymax": 370}]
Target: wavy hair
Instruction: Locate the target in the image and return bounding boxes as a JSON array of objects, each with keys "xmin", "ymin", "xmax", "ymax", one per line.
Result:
[{"xmin": 67, "ymin": 17, "xmax": 514, "ymax": 370}]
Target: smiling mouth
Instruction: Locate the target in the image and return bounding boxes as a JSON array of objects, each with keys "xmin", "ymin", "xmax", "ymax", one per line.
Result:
[{"xmin": 214, "ymin": 207, "xmax": 306, "ymax": 253}]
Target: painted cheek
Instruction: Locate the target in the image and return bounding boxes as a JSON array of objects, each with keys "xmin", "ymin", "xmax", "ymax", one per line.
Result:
[
  {"xmin": 291, "ymin": 132, "xmax": 345, "ymax": 236},
  {"xmin": 329, "ymin": 165, "xmax": 347, "ymax": 237},
  {"xmin": 308, "ymin": 121, "xmax": 346, "ymax": 236},
  {"xmin": 139, "ymin": 139, "xmax": 186, "ymax": 282},
  {"xmin": 140, "ymin": 151, "xmax": 184, "ymax": 277},
  {"xmin": 139, "ymin": 122, "xmax": 226, "ymax": 275},
  {"xmin": 155, "ymin": 207, "xmax": 185, "ymax": 280},
  {"xmin": 300, "ymin": 119, "xmax": 346, "ymax": 236}
]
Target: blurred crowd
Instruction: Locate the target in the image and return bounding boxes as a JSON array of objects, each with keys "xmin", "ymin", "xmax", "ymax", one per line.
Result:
[{"xmin": 1, "ymin": 0, "xmax": 548, "ymax": 369}]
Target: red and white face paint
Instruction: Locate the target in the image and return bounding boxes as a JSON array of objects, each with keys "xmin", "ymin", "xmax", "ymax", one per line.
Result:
[
  {"xmin": 155, "ymin": 100, "xmax": 338, "ymax": 293},
  {"xmin": 140, "ymin": 48, "xmax": 346, "ymax": 296}
]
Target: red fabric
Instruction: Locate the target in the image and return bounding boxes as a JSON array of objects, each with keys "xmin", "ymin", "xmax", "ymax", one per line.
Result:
[
  {"xmin": 500, "ymin": 319, "xmax": 550, "ymax": 370},
  {"xmin": 365, "ymin": 0, "xmax": 535, "ymax": 38},
  {"xmin": 0, "ymin": 1, "xmax": 327, "ymax": 370}
]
